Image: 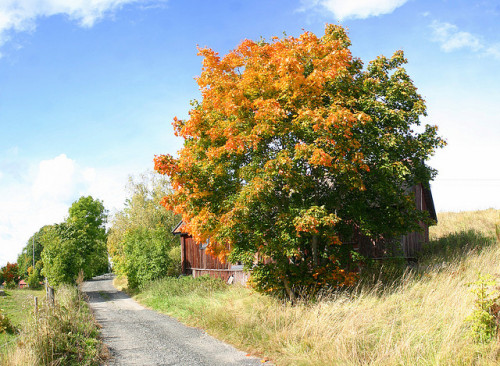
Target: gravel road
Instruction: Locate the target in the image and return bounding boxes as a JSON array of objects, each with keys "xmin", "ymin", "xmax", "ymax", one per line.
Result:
[{"xmin": 81, "ymin": 274, "xmax": 264, "ymax": 366}]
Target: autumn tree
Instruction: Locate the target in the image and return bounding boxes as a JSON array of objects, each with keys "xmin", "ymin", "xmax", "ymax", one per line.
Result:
[
  {"xmin": 107, "ymin": 172, "xmax": 180, "ymax": 288},
  {"xmin": 1, "ymin": 263, "xmax": 19, "ymax": 289},
  {"xmin": 154, "ymin": 25, "xmax": 445, "ymax": 299}
]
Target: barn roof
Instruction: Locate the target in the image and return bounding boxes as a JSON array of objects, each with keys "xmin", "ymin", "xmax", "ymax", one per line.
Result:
[
  {"xmin": 422, "ymin": 185, "xmax": 437, "ymax": 222},
  {"xmin": 172, "ymin": 220, "xmax": 186, "ymax": 236}
]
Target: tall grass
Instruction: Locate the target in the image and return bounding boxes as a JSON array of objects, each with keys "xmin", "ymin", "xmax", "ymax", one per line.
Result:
[
  {"xmin": 136, "ymin": 209, "xmax": 500, "ymax": 365},
  {"xmin": 3, "ymin": 285, "xmax": 106, "ymax": 366},
  {"xmin": 430, "ymin": 208, "xmax": 499, "ymax": 239}
]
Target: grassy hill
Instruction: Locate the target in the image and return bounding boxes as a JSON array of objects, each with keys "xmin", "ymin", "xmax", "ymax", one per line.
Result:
[{"xmin": 135, "ymin": 209, "xmax": 500, "ymax": 365}]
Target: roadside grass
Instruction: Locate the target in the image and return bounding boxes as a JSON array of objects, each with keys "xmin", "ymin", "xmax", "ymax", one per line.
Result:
[
  {"xmin": 135, "ymin": 209, "xmax": 500, "ymax": 365},
  {"xmin": 0, "ymin": 289, "xmax": 44, "ymax": 360},
  {"xmin": 2, "ymin": 285, "xmax": 107, "ymax": 366}
]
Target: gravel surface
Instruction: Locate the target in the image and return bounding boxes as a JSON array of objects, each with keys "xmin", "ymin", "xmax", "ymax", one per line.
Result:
[{"xmin": 81, "ymin": 274, "xmax": 264, "ymax": 366}]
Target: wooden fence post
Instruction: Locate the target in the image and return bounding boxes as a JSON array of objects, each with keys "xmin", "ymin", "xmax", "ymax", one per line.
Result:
[
  {"xmin": 47, "ymin": 286, "xmax": 55, "ymax": 307},
  {"xmin": 34, "ymin": 296, "xmax": 38, "ymax": 319},
  {"xmin": 45, "ymin": 278, "xmax": 55, "ymax": 307}
]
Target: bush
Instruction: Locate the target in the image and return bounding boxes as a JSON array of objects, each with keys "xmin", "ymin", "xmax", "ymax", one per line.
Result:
[
  {"xmin": 0, "ymin": 309, "xmax": 16, "ymax": 334},
  {"xmin": 122, "ymin": 227, "xmax": 177, "ymax": 289},
  {"xmin": 26, "ymin": 273, "xmax": 42, "ymax": 290},
  {"xmin": 166, "ymin": 246, "xmax": 182, "ymax": 277}
]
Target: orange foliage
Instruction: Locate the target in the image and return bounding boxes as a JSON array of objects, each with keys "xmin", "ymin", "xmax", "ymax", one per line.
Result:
[{"xmin": 154, "ymin": 24, "xmax": 445, "ymax": 297}]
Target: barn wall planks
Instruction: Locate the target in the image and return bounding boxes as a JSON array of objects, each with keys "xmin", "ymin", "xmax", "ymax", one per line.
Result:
[
  {"xmin": 181, "ymin": 236, "xmax": 230, "ymax": 272},
  {"xmin": 176, "ymin": 183, "xmax": 436, "ymax": 282}
]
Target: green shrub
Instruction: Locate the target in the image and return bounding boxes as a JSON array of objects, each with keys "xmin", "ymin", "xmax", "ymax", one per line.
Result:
[
  {"xmin": 0, "ymin": 309, "xmax": 16, "ymax": 334},
  {"xmin": 166, "ymin": 245, "xmax": 182, "ymax": 277},
  {"xmin": 123, "ymin": 227, "xmax": 179, "ymax": 289},
  {"xmin": 26, "ymin": 273, "xmax": 42, "ymax": 290}
]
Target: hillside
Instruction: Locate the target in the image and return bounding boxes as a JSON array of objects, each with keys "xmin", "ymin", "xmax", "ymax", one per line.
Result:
[{"xmin": 136, "ymin": 209, "xmax": 500, "ymax": 365}]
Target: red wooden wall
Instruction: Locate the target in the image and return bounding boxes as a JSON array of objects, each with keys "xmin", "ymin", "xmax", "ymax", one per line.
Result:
[{"xmin": 181, "ymin": 236, "xmax": 230, "ymax": 273}]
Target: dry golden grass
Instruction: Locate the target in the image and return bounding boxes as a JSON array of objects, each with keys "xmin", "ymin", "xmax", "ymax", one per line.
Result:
[
  {"xmin": 137, "ymin": 209, "xmax": 500, "ymax": 366},
  {"xmin": 430, "ymin": 208, "xmax": 500, "ymax": 239}
]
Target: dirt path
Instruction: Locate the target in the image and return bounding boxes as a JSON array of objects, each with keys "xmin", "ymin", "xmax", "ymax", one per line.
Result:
[{"xmin": 81, "ymin": 274, "xmax": 263, "ymax": 366}]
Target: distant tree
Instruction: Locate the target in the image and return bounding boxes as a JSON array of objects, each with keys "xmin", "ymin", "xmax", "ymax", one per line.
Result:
[
  {"xmin": 1, "ymin": 263, "xmax": 19, "ymax": 288},
  {"xmin": 155, "ymin": 24, "xmax": 445, "ymax": 299},
  {"xmin": 107, "ymin": 172, "xmax": 180, "ymax": 288},
  {"xmin": 42, "ymin": 196, "xmax": 109, "ymax": 286},
  {"xmin": 17, "ymin": 225, "xmax": 50, "ymax": 280},
  {"xmin": 67, "ymin": 196, "xmax": 109, "ymax": 277}
]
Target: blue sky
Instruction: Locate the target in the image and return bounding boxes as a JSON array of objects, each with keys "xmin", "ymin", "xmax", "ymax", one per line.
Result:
[{"xmin": 0, "ymin": 0, "xmax": 499, "ymax": 266}]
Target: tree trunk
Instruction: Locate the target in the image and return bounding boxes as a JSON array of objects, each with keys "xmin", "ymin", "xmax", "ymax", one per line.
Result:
[
  {"xmin": 312, "ymin": 234, "xmax": 319, "ymax": 267},
  {"xmin": 283, "ymin": 277, "xmax": 296, "ymax": 303}
]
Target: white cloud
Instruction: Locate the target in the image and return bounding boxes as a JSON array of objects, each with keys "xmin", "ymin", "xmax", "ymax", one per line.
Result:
[
  {"xmin": 0, "ymin": 0, "xmax": 163, "ymax": 46},
  {"xmin": 430, "ymin": 21, "xmax": 482, "ymax": 52},
  {"xmin": 0, "ymin": 153, "xmax": 130, "ymax": 267},
  {"xmin": 430, "ymin": 20, "xmax": 500, "ymax": 60},
  {"xmin": 485, "ymin": 44, "xmax": 500, "ymax": 59},
  {"xmin": 32, "ymin": 154, "xmax": 78, "ymax": 201},
  {"xmin": 301, "ymin": 0, "xmax": 409, "ymax": 20}
]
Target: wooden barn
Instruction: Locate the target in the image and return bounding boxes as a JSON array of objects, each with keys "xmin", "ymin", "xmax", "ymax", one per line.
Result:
[
  {"xmin": 351, "ymin": 182, "xmax": 437, "ymax": 259},
  {"xmin": 173, "ymin": 182, "xmax": 437, "ymax": 283},
  {"xmin": 172, "ymin": 222, "xmax": 248, "ymax": 284}
]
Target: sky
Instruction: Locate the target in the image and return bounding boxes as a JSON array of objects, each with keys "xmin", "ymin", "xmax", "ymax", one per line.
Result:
[{"xmin": 0, "ymin": 0, "xmax": 499, "ymax": 266}]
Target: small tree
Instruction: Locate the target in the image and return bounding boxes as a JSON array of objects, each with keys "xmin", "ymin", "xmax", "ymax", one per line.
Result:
[
  {"xmin": 27, "ymin": 262, "xmax": 43, "ymax": 289},
  {"xmin": 107, "ymin": 172, "xmax": 181, "ymax": 288},
  {"xmin": 1, "ymin": 263, "xmax": 19, "ymax": 289},
  {"xmin": 155, "ymin": 25, "xmax": 445, "ymax": 298}
]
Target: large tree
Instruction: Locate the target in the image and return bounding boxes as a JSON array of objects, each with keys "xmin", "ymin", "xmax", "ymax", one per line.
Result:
[
  {"xmin": 42, "ymin": 196, "xmax": 109, "ymax": 285},
  {"xmin": 154, "ymin": 25, "xmax": 445, "ymax": 298}
]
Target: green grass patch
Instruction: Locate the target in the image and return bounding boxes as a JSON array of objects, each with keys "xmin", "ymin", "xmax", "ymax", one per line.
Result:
[
  {"xmin": 0, "ymin": 288, "xmax": 44, "ymax": 360},
  {"xmin": 0, "ymin": 289, "xmax": 45, "ymax": 330}
]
